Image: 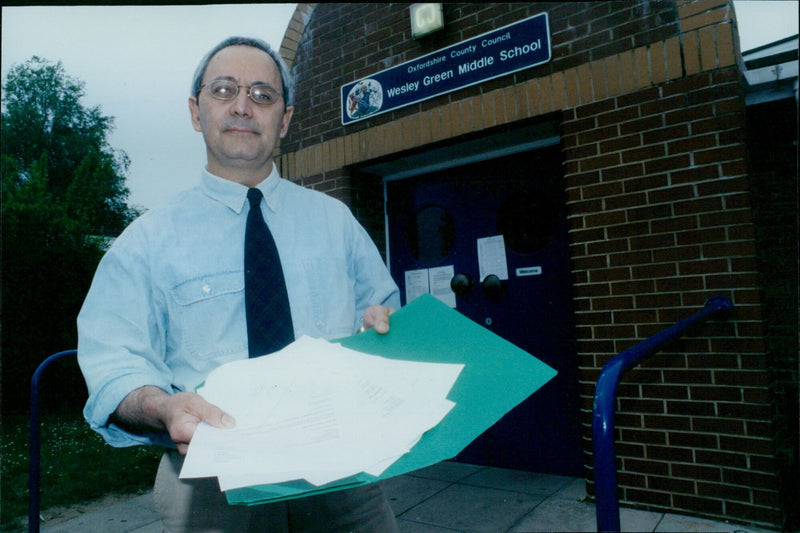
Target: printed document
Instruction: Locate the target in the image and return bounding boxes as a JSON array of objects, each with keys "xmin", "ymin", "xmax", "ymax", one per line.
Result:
[{"xmin": 180, "ymin": 335, "xmax": 463, "ymax": 490}]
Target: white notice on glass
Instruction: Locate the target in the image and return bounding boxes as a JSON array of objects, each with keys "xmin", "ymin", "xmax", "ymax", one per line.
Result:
[
  {"xmin": 428, "ymin": 265, "xmax": 456, "ymax": 308},
  {"xmin": 477, "ymin": 235, "xmax": 509, "ymax": 281},
  {"xmin": 404, "ymin": 269, "xmax": 429, "ymax": 303}
]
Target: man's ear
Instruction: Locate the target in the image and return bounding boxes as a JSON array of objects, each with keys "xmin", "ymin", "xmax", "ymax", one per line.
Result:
[
  {"xmin": 189, "ymin": 96, "xmax": 202, "ymax": 132},
  {"xmin": 279, "ymin": 105, "xmax": 294, "ymax": 139}
]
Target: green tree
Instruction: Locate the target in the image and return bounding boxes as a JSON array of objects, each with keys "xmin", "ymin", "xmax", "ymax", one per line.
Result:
[{"xmin": 1, "ymin": 57, "xmax": 141, "ymax": 415}]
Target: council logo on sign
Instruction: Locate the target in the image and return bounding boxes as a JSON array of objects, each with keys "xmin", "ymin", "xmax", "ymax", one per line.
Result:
[{"xmin": 346, "ymin": 79, "xmax": 383, "ymax": 120}]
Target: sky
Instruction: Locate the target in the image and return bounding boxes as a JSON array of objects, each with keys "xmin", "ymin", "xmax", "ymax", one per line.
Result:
[
  {"xmin": 1, "ymin": 2, "xmax": 798, "ymax": 210},
  {"xmin": 1, "ymin": 4, "xmax": 297, "ymax": 210}
]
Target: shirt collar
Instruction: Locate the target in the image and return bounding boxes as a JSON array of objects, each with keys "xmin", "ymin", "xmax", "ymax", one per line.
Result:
[{"xmin": 200, "ymin": 164, "xmax": 283, "ymax": 214}]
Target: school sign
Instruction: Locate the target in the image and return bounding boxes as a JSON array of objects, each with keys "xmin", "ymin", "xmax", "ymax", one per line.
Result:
[{"xmin": 340, "ymin": 13, "xmax": 551, "ymax": 125}]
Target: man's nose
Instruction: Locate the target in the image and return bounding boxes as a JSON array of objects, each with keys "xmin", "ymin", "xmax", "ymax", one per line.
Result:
[{"xmin": 230, "ymin": 88, "xmax": 254, "ymax": 116}]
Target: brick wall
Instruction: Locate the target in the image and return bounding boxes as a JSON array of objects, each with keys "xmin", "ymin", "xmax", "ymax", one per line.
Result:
[
  {"xmin": 278, "ymin": 1, "xmax": 789, "ymax": 527},
  {"xmin": 562, "ymin": 67, "xmax": 782, "ymax": 525},
  {"xmin": 278, "ymin": 2, "xmax": 703, "ymax": 194}
]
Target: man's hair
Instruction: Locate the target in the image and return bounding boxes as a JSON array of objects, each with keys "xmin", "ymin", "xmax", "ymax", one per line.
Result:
[{"xmin": 191, "ymin": 36, "xmax": 295, "ymax": 107}]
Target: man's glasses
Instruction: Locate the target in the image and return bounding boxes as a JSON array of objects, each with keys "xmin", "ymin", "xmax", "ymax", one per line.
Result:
[{"xmin": 201, "ymin": 79, "xmax": 283, "ymax": 105}]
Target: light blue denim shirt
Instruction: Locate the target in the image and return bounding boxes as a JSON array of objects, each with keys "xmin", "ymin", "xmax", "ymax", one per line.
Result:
[{"xmin": 77, "ymin": 165, "xmax": 400, "ymax": 447}]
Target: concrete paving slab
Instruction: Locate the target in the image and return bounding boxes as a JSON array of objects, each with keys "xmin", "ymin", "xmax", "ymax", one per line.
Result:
[
  {"xmin": 409, "ymin": 461, "xmax": 484, "ymax": 482},
  {"xmin": 399, "ymin": 483, "xmax": 545, "ymax": 533},
  {"xmin": 654, "ymin": 513, "xmax": 777, "ymax": 533},
  {"xmin": 41, "ymin": 493, "xmax": 160, "ymax": 533},
  {"xmin": 509, "ymin": 497, "xmax": 598, "ymax": 532},
  {"xmin": 397, "ymin": 518, "xmax": 467, "ymax": 533},
  {"xmin": 128, "ymin": 523, "xmax": 162, "ymax": 533},
  {"xmin": 617, "ymin": 507, "xmax": 665, "ymax": 532},
  {"xmin": 549, "ymin": 477, "xmax": 589, "ymax": 501},
  {"xmin": 380, "ymin": 475, "xmax": 451, "ymax": 515},
  {"xmin": 28, "ymin": 461, "xmax": 781, "ymax": 533},
  {"xmin": 460, "ymin": 466, "xmax": 574, "ymax": 496}
]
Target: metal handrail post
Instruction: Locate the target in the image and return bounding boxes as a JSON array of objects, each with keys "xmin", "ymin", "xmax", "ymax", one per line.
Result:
[
  {"xmin": 28, "ymin": 349, "xmax": 78, "ymax": 533},
  {"xmin": 592, "ymin": 296, "xmax": 733, "ymax": 532}
]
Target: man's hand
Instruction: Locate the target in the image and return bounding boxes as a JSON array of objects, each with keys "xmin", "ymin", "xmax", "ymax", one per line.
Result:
[
  {"xmin": 113, "ymin": 386, "xmax": 235, "ymax": 455},
  {"xmin": 158, "ymin": 392, "xmax": 236, "ymax": 454},
  {"xmin": 362, "ymin": 305, "xmax": 395, "ymax": 334}
]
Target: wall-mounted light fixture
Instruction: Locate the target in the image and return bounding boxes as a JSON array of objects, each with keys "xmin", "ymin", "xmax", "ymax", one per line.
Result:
[{"xmin": 410, "ymin": 3, "xmax": 444, "ymax": 39}]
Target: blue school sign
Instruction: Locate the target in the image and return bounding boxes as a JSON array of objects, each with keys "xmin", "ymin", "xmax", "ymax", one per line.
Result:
[{"xmin": 341, "ymin": 12, "xmax": 551, "ymax": 125}]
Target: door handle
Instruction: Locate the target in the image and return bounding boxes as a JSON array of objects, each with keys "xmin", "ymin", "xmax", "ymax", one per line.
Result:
[
  {"xmin": 450, "ymin": 273, "xmax": 473, "ymax": 297},
  {"xmin": 482, "ymin": 274, "xmax": 503, "ymax": 299}
]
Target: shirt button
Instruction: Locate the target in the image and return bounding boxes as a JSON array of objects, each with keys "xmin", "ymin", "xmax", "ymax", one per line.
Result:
[{"xmin": 202, "ymin": 284, "xmax": 211, "ymax": 294}]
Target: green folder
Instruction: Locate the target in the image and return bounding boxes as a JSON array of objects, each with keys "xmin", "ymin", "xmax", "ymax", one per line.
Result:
[{"xmin": 225, "ymin": 293, "xmax": 556, "ymax": 505}]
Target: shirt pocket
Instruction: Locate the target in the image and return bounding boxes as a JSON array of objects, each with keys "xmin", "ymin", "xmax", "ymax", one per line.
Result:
[
  {"xmin": 302, "ymin": 257, "xmax": 356, "ymax": 339},
  {"xmin": 171, "ymin": 271, "xmax": 248, "ymax": 361}
]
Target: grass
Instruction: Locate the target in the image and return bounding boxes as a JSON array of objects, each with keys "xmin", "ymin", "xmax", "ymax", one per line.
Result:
[{"xmin": 1, "ymin": 411, "xmax": 163, "ymax": 532}]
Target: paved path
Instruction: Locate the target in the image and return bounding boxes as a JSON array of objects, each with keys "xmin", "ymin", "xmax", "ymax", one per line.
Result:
[{"xmin": 33, "ymin": 462, "xmax": 777, "ymax": 533}]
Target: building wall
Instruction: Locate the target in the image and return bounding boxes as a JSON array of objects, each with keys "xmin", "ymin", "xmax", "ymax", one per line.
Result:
[
  {"xmin": 277, "ymin": 1, "xmax": 789, "ymax": 528},
  {"xmin": 564, "ymin": 67, "xmax": 780, "ymax": 524}
]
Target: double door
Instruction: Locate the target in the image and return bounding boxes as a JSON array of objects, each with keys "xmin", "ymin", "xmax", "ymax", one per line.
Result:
[{"xmin": 385, "ymin": 146, "xmax": 582, "ymax": 476}]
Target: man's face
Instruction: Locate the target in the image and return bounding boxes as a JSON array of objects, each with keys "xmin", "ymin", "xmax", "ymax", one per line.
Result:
[{"xmin": 189, "ymin": 45, "xmax": 293, "ymax": 184}]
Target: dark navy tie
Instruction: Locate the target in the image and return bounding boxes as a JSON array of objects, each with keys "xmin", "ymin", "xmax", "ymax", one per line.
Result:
[{"xmin": 244, "ymin": 187, "xmax": 294, "ymax": 357}]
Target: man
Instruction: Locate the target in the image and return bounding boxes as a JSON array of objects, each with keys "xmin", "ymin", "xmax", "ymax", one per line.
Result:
[{"xmin": 77, "ymin": 36, "xmax": 401, "ymax": 532}]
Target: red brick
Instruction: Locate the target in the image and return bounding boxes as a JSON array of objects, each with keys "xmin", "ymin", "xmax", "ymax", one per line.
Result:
[
  {"xmin": 580, "ymin": 152, "xmax": 622, "ymax": 172},
  {"xmin": 641, "ymin": 93, "xmax": 688, "ymax": 115},
  {"xmin": 617, "ymin": 87, "xmax": 660, "ymax": 108},
  {"xmin": 617, "ymin": 471, "xmax": 648, "ymax": 488},
  {"xmin": 648, "ymin": 183, "xmax": 695, "ymax": 203},
  {"xmin": 625, "ymin": 458, "xmax": 670, "ymax": 475},
  {"xmin": 695, "ymin": 449, "xmax": 748, "ymax": 469},
  {"xmin": 599, "ymin": 133, "xmax": 641, "ymax": 153},
  {"xmin": 605, "ymin": 191, "xmax": 648, "ymax": 211},
  {"xmin": 620, "ymin": 115, "xmax": 665, "ymax": 137},
  {"xmin": 624, "ymin": 173, "xmax": 669, "ymax": 192},
  {"xmin": 625, "ymin": 487, "xmax": 672, "ymax": 506},
  {"xmin": 669, "ymin": 431, "xmax": 720, "ymax": 450},
  {"xmin": 666, "ymin": 104, "xmax": 716, "ymax": 127},
  {"xmin": 645, "ymin": 154, "xmax": 691, "ymax": 174},
  {"xmin": 667, "ymin": 133, "xmax": 717, "ymax": 155},
  {"xmin": 649, "ymin": 475, "xmax": 695, "ymax": 493},
  {"xmin": 644, "ymin": 414, "xmax": 691, "ymax": 431},
  {"xmin": 718, "ymin": 403, "xmax": 773, "ymax": 423},
  {"xmin": 656, "ymin": 275, "xmax": 704, "ymax": 292},
  {"xmin": 671, "ymin": 494, "xmax": 724, "ymax": 515},
  {"xmin": 694, "ymin": 145, "xmax": 746, "ymax": 165},
  {"xmin": 576, "ymin": 97, "xmax": 617, "ymax": 119},
  {"xmin": 646, "ymin": 444, "xmax": 694, "ymax": 462},
  {"xmin": 723, "ymin": 467, "xmax": 780, "ymax": 490},
  {"xmin": 577, "ymin": 124, "xmax": 619, "ymax": 144},
  {"xmin": 611, "ymin": 279, "xmax": 656, "ymax": 295},
  {"xmin": 674, "ymin": 196, "xmax": 724, "ymax": 216},
  {"xmin": 622, "ymin": 144, "xmax": 666, "ymax": 163},
  {"xmin": 665, "ymin": 399, "xmax": 716, "ymax": 416},
  {"xmin": 601, "ymin": 162, "xmax": 645, "ymax": 181},
  {"xmin": 672, "ymin": 463, "xmax": 721, "ymax": 482},
  {"xmin": 642, "ymin": 123, "xmax": 690, "ymax": 144},
  {"xmin": 608, "ymin": 249, "xmax": 652, "ymax": 266},
  {"xmin": 671, "ymin": 164, "xmax": 720, "ymax": 184},
  {"xmin": 597, "ymin": 105, "xmax": 640, "ymax": 127}
]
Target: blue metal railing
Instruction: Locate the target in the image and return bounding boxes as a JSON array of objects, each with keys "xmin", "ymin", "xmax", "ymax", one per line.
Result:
[
  {"xmin": 29, "ymin": 349, "xmax": 78, "ymax": 533},
  {"xmin": 591, "ymin": 296, "xmax": 733, "ymax": 532}
]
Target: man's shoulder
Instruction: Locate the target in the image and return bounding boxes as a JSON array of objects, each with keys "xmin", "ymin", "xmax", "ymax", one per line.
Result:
[
  {"xmin": 278, "ymin": 177, "xmax": 349, "ymax": 210},
  {"xmin": 116, "ymin": 186, "xmax": 206, "ymax": 236}
]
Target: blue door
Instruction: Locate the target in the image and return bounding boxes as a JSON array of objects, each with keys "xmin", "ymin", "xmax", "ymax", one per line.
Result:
[{"xmin": 386, "ymin": 146, "xmax": 583, "ymax": 476}]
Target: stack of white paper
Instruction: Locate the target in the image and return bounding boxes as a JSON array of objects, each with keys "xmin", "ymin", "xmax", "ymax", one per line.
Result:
[{"xmin": 180, "ymin": 335, "xmax": 463, "ymax": 490}]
